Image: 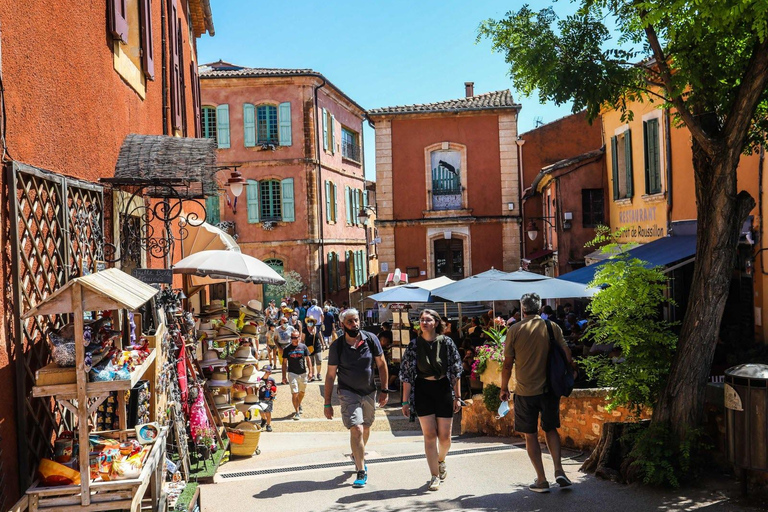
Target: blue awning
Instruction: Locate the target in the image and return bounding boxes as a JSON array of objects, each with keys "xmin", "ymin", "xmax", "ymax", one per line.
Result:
[{"xmin": 559, "ymin": 235, "xmax": 697, "ymax": 285}]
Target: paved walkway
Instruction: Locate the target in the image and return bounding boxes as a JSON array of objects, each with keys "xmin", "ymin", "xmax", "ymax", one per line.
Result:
[{"xmin": 201, "ymin": 431, "xmax": 761, "ymax": 512}]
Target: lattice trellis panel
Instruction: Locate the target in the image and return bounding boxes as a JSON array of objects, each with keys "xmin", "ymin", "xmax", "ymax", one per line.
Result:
[{"xmin": 6, "ymin": 162, "xmax": 104, "ymax": 492}]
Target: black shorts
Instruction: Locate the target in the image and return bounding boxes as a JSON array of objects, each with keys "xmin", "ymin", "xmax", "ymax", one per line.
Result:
[
  {"xmin": 513, "ymin": 393, "xmax": 561, "ymax": 434},
  {"xmin": 414, "ymin": 377, "xmax": 454, "ymax": 418}
]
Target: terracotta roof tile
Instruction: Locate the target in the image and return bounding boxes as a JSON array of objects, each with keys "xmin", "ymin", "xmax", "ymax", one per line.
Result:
[{"xmin": 368, "ymin": 90, "xmax": 520, "ymax": 115}]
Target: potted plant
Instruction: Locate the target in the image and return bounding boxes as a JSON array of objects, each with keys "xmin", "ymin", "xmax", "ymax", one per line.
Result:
[
  {"xmin": 471, "ymin": 319, "xmax": 515, "ymax": 389},
  {"xmin": 196, "ymin": 428, "xmax": 216, "ymax": 461}
]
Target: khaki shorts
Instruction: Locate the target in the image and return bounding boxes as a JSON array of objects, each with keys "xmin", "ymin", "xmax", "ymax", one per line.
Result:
[
  {"xmin": 287, "ymin": 372, "xmax": 308, "ymax": 394},
  {"xmin": 338, "ymin": 388, "xmax": 376, "ymax": 429}
]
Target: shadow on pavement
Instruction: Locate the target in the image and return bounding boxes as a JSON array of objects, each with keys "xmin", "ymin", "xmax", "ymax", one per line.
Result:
[{"xmin": 252, "ymin": 472, "xmax": 350, "ymax": 499}]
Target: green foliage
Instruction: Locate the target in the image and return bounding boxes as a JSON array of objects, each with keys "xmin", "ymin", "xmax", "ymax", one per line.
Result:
[
  {"xmin": 471, "ymin": 325, "xmax": 506, "ymax": 379},
  {"xmin": 582, "ymin": 227, "xmax": 677, "ymax": 416},
  {"xmin": 482, "ymin": 383, "xmax": 502, "ymax": 414},
  {"xmin": 477, "ymin": 1, "xmax": 768, "ymax": 149},
  {"xmin": 265, "ymin": 270, "xmax": 305, "ymax": 301},
  {"xmin": 625, "ymin": 422, "xmax": 710, "ymax": 488}
]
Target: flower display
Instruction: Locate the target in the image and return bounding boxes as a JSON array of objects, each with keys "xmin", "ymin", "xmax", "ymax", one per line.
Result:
[{"xmin": 471, "ymin": 324, "xmax": 507, "ymax": 379}]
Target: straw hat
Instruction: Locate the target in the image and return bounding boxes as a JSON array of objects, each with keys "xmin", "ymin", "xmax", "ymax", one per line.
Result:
[
  {"xmin": 240, "ymin": 324, "xmax": 258, "ymax": 339},
  {"xmin": 229, "ymin": 346, "xmax": 258, "ymax": 364},
  {"xmin": 228, "ymin": 365, "xmax": 244, "ymax": 381},
  {"xmin": 235, "ymin": 394, "xmax": 260, "ymax": 413},
  {"xmin": 207, "ymin": 371, "xmax": 233, "ymax": 388},
  {"xmin": 219, "ymin": 320, "xmax": 240, "ymax": 336},
  {"xmin": 213, "ymin": 394, "xmax": 233, "ymax": 410},
  {"xmin": 247, "ymin": 300, "xmax": 262, "ymax": 313},
  {"xmin": 232, "ymin": 390, "xmax": 247, "ymax": 403},
  {"xmin": 237, "ymin": 364, "xmax": 264, "ymax": 384},
  {"xmin": 201, "ymin": 350, "xmax": 226, "ymax": 367}
]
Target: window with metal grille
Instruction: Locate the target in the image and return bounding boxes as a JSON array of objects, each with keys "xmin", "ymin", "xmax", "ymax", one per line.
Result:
[
  {"xmin": 582, "ymin": 189, "xmax": 604, "ymax": 227},
  {"xmin": 257, "ymin": 105, "xmax": 278, "ymax": 143},
  {"xmin": 202, "ymin": 106, "xmax": 217, "ymax": 142},
  {"xmin": 260, "ymin": 180, "xmax": 282, "ymax": 220},
  {"xmin": 263, "ymin": 259, "xmax": 284, "ymax": 304},
  {"xmin": 341, "ymin": 127, "xmax": 361, "ymax": 161}
]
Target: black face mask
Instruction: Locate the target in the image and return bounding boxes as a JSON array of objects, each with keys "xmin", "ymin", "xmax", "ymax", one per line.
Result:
[{"xmin": 344, "ymin": 326, "xmax": 360, "ymax": 338}]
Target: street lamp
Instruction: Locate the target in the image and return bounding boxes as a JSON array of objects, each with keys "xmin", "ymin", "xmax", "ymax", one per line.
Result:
[
  {"xmin": 357, "ymin": 205, "xmax": 376, "ymax": 224},
  {"xmin": 526, "ymin": 217, "xmax": 556, "ymax": 241},
  {"xmin": 227, "ymin": 167, "xmax": 245, "ymax": 198}
]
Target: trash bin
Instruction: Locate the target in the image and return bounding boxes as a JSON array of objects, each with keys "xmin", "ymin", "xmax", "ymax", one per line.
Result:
[{"xmin": 724, "ymin": 364, "xmax": 768, "ymax": 471}]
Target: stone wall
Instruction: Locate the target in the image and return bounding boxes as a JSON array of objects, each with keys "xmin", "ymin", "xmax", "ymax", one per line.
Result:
[{"xmin": 461, "ymin": 388, "xmax": 650, "ymax": 450}]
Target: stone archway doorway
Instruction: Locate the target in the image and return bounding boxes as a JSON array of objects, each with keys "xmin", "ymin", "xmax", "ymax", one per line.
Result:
[{"xmin": 434, "ymin": 238, "xmax": 464, "ymax": 280}]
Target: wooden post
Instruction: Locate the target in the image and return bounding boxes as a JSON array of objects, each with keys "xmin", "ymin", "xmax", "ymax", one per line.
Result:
[{"xmin": 72, "ymin": 284, "xmax": 91, "ymax": 506}]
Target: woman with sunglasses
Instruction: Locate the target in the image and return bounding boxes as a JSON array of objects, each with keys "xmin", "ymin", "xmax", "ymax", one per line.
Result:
[{"xmin": 399, "ymin": 309, "xmax": 462, "ymax": 491}]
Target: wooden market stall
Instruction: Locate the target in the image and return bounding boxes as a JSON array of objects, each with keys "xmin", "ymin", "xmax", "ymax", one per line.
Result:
[{"xmin": 22, "ymin": 268, "xmax": 167, "ymax": 512}]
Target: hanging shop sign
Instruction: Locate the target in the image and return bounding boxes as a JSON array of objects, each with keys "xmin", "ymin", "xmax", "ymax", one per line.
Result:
[{"xmin": 132, "ymin": 268, "xmax": 174, "ymax": 285}]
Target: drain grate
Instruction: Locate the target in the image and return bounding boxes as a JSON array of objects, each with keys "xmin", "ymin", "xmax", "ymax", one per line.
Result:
[{"xmin": 219, "ymin": 444, "xmax": 514, "ymax": 480}]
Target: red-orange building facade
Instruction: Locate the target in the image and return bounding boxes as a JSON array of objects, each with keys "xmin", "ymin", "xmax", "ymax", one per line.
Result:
[
  {"xmin": 199, "ymin": 63, "xmax": 369, "ymax": 306},
  {"xmin": 0, "ymin": 0, "xmax": 214, "ymax": 503},
  {"xmin": 519, "ymin": 112, "xmax": 606, "ymax": 276},
  {"xmin": 369, "ymin": 85, "xmax": 523, "ymax": 287}
]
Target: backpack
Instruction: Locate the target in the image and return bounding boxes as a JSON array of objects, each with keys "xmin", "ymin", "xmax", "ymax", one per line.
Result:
[{"xmin": 544, "ymin": 320, "xmax": 574, "ymax": 398}]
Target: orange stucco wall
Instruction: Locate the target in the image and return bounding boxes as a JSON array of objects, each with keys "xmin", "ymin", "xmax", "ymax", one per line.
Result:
[
  {"xmin": 0, "ymin": 0, "xmax": 206, "ymax": 502},
  {"xmin": 390, "ymin": 115, "xmax": 501, "ymax": 219}
]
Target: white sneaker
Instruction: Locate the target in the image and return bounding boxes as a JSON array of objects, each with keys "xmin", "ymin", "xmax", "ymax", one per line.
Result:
[
  {"xmin": 438, "ymin": 460, "xmax": 447, "ymax": 480},
  {"xmin": 428, "ymin": 475, "xmax": 440, "ymax": 491}
]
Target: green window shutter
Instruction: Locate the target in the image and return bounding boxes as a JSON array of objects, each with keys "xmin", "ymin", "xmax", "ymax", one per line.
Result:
[
  {"xmin": 345, "ymin": 186, "xmax": 352, "ymax": 224},
  {"xmin": 281, "ymin": 178, "xmax": 295, "ymax": 222},
  {"xmin": 205, "ymin": 195, "xmax": 220, "ymax": 225},
  {"xmin": 357, "ymin": 250, "xmax": 364, "ymax": 286},
  {"xmin": 332, "ymin": 183, "xmax": 338, "ymax": 222},
  {"xmin": 643, "ymin": 121, "xmax": 650, "ymax": 194},
  {"xmin": 278, "ymin": 102, "xmax": 292, "ymax": 146},
  {"xmin": 322, "ymin": 108, "xmax": 328, "ymax": 151},
  {"xmin": 331, "ymin": 114, "xmax": 336, "ymax": 154},
  {"xmin": 246, "ymin": 180, "xmax": 260, "ymax": 223},
  {"xmin": 646, "ymin": 119, "xmax": 661, "ymax": 194},
  {"xmin": 611, "ymin": 136, "xmax": 619, "ymax": 200},
  {"xmin": 335, "ymin": 253, "xmax": 341, "ymax": 290},
  {"xmin": 328, "ymin": 252, "xmax": 335, "ymax": 292},
  {"xmin": 325, "ymin": 181, "xmax": 331, "ymax": 222},
  {"xmin": 216, "ymin": 104, "xmax": 230, "ymax": 149},
  {"xmin": 243, "ymin": 103, "xmax": 256, "ymax": 147},
  {"xmin": 624, "ymin": 129, "xmax": 633, "ymax": 198}
]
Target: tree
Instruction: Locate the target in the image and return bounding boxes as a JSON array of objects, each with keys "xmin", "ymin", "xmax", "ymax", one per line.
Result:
[
  {"xmin": 479, "ymin": 2, "xmax": 768, "ymax": 440},
  {"xmin": 265, "ymin": 270, "xmax": 305, "ymax": 302}
]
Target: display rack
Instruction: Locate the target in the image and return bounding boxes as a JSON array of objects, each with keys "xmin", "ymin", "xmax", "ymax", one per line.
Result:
[{"xmin": 22, "ymin": 268, "xmax": 162, "ymax": 511}]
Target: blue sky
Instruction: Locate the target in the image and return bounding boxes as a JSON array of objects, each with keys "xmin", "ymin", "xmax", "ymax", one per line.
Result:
[{"xmin": 198, "ymin": 0, "xmax": 579, "ymax": 180}]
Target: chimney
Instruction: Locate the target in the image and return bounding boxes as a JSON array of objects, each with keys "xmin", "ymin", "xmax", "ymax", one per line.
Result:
[{"xmin": 464, "ymin": 82, "xmax": 474, "ymax": 97}]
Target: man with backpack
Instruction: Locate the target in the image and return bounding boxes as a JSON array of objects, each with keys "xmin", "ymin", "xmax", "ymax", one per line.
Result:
[
  {"xmin": 500, "ymin": 292, "xmax": 577, "ymax": 493},
  {"xmin": 323, "ymin": 308, "xmax": 389, "ymax": 488}
]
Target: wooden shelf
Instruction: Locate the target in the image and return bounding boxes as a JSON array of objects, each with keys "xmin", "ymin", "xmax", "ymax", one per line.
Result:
[{"xmin": 32, "ymin": 349, "xmax": 156, "ymax": 399}]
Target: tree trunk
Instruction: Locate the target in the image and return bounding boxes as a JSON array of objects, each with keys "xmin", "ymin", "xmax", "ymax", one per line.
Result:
[{"xmin": 652, "ymin": 136, "xmax": 754, "ymax": 437}]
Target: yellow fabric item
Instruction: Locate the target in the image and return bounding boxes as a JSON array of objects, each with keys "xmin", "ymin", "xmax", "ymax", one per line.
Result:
[{"xmin": 37, "ymin": 458, "xmax": 81, "ymax": 486}]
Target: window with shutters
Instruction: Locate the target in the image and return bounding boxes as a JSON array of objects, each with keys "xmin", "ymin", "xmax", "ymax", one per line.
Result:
[
  {"xmin": 260, "ymin": 180, "xmax": 282, "ymax": 221},
  {"xmin": 582, "ymin": 189, "xmax": 605, "ymax": 228},
  {"xmin": 323, "ymin": 109, "xmax": 336, "ymax": 154},
  {"xmin": 109, "ymin": 0, "xmax": 154, "ymax": 94},
  {"xmin": 205, "ymin": 195, "xmax": 220, "ymax": 226},
  {"xmin": 341, "ymin": 127, "xmax": 361, "ymax": 162},
  {"xmin": 257, "ymin": 105, "xmax": 278, "ymax": 144},
  {"xmin": 611, "ymin": 130, "xmax": 633, "ymax": 200},
  {"xmin": 643, "ymin": 118, "xmax": 662, "ymax": 195},
  {"xmin": 202, "ymin": 107, "xmax": 217, "ymax": 141},
  {"xmin": 327, "ymin": 252, "xmax": 340, "ymax": 292},
  {"xmin": 325, "ymin": 181, "xmax": 338, "ymax": 223}
]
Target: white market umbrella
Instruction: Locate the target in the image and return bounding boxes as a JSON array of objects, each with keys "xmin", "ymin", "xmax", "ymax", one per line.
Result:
[
  {"xmin": 180, "ymin": 214, "xmax": 241, "ymax": 287},
  {"xmin": 368, "ymin": 276, "xmax": 456, "ymax": 303},
  {"xmin": 172, "ymin": 250, "xmax": 286, "ymax": 284},
  {"xmin": 432, "ymin": 268, "xmax": 597, "ymax": 302}
]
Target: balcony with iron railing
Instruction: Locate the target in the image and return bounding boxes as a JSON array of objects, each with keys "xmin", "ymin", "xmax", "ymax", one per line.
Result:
[{"xmin": 342, "ymin": 139, "xmax": 361, "ymax": 162}]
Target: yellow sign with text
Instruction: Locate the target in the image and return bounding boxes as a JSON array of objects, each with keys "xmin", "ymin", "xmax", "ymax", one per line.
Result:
[{"xmin": 614, "ymin": 205, "xmax": 666, "ymax": 242}]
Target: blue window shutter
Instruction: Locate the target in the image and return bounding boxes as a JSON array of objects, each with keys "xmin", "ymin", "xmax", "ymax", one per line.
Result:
[
  {"xmin": 333, "ymin": 183, "xmax": 338, "ymax": 222},
  {"xmin": 205, "ymin": 195, "xmax": 220, "ymax": 225},
  {"xmin": 279, "ymin": 102, "xmax": 292, "ymax": 146},
  {"xmin": 331, "ymin": 115, "xmax": 336, "ymax": 154},
  {"xmin": 216, "ymin": 104, "xmax": 230, "ymax": 149},
  {"xmin": 243, "ymin": 103, "xmax": 256, "ymax": 147},
  {"xmin": 345, "ymin": 186, "xmax": 351, "ymax": 224},
  {"xmin": 281, "ymin": 178, "xmax": 295, "ymax": 222},
  {"xmin": 246, "ymin": 180, "xmax": 260, "ymax": 223},
  {"xmin": 322, "ymin": 108, "xmax": 328, "ymax": 151},
  {"xmin": 325, "ymin": 181, "xmax": 331, "ymax": 222}
]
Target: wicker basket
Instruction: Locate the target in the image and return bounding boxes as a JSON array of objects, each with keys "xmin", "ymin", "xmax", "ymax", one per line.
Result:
[{"xmin": 227, "ymin": 421, "xmax": 261, "ymax": 457}]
